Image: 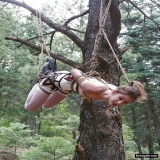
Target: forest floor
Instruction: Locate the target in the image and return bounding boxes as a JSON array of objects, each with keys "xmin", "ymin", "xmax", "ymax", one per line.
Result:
[{"xmin": 0, "ymin": 151, "xmax": 18, "ymax": 160}]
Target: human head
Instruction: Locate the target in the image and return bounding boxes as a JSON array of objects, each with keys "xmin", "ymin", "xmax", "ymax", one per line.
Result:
[
  {"xmin": 108, "ymin": 90, "xmax": 135, "ymax": 107},
  {"xmin": 117, "ymin": 81, "xmax": 148, "ymax": 102}
]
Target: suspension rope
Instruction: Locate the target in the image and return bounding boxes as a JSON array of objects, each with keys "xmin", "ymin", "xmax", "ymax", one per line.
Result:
[
  {"xmin": 101, "ymin": 28, "xmax": 130, "ymax": 82},
  {"xmin": 87, "ymin": 0, "xmax": 130, "ymax": 83},
  {"xmin": 33, "ymin": 10, "xmax": 51, "ymax": 79},
  {"xmin": 89, "ymin": 0, "xmax": 113, "ymax": 73},
  {"xmin": 33, "ymin": 2, "xmax": 129, "ymax": 83}
]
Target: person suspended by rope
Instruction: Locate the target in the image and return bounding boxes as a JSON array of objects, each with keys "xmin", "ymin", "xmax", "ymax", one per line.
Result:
[
  {"xmin": 24, "ymin": 58, "xmax": 147, "ymax": 111},
  {"xmin": 25, "ymin": 0, "xmax": 147, "ymax": 111}
]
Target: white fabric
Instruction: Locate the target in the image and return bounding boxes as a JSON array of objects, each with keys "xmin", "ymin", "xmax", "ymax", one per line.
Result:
[
  {"xmin": 24, "ymin": 83, "xmax": 49, "ymax": 110},
  {"xmin": 39, "ymin": 78, "xmax": 54, "ymax": 94},
  {"xmin": 54, "ymin": 71, "xmax": 73, "ymax": 91}
]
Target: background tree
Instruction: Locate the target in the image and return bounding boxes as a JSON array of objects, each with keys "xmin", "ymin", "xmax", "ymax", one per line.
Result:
[
  {"xmin": 0, "ymin": 0, "xmax": 159, "ymax": 159},
  {"xmin": 119, "ymin": 0, "xmax": 160, "ymax": 156}
]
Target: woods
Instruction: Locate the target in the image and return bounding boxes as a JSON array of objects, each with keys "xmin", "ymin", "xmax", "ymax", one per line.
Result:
[{"xmin": 0, "ymin": 0, "xmax": 160, "ymax": 159}]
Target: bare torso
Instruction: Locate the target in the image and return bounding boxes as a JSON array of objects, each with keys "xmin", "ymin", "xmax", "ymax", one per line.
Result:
[{"xmin": 77, "ymin": 78, "xmax": 117, "ymax": 101}]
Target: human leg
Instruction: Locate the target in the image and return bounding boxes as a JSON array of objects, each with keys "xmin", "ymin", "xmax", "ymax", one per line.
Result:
[
  {"xmin": 25, "ymin": 72, "xmax": 72, "ymax": 111},
  {"xmin": 40, "ymin": 71, "xmax": 72, "ymax": 108},
  {"xmin": 24, "ymin": 83, "xmax": 50, "ymax": 111},
  {"xmin": 42, "ymin": 70, "xmax": 77, "ymax": 108},
  {"xmin": 24, "ymin": 58, "xmax": 59, "ymax": 111},
  {"xmin": 42, "ymin": 91, "xmax": 67, "ymax": 108}
]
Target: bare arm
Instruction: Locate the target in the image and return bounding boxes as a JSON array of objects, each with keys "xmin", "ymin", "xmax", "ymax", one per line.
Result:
[
  {"xmin": 63, "ymin": 68, "xmax": 82, "ymax": 81},
  {"xmin": 70, "ymin": 68, "xmax": 85, "ymax": 84},
  {"xmin": 71, "ymin": 68, "xmax": 108, "ymax": 96}
]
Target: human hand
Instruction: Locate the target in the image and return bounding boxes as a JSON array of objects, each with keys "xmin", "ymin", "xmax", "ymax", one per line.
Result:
[{"xmin": 64, "ymin": 74, "xmax": 74, "ymax": 81}]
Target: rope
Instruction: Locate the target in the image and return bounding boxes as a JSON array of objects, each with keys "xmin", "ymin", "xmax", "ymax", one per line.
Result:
[
  {"xmin": 88, "ymin": 0, "xmax": 112, "ymax": 74},
  {"xmin": 32, "ymin": 2, "xmax": 130, "ymax": 83},
  {"xmin": 87, "ymin": 0, "xmax": 130, "ymax": 83},
  {"xmin": 33, "ymin": 10, "xmax": 51, "ymax": 79},
  {"xmin": 101, "ymin": 28, "xmax": 130, "ymax": 82}
]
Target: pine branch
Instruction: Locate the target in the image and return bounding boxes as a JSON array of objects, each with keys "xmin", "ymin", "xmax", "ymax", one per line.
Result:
[
  {"xmin": 120, "ymin": 45, "xmax": 131, "ymax": 56},
  {"xmin": 66, "ymin": 27, "xmax": 85, "ymax": 34},
  {"xmin": 63, "ymin": 10, "xmax": 89, "ymax": 26},
  {"xmin": 0, "ymin": 0, "xmax": 85, "ymax": 50},
  {"xmin": 5, "ymin": 36, "xmax": 81, "ymax": 68},
  {"xmin": 49, "ymin": 10, "xmax": 89, "ymax": 51},
  {"xmin": 150, "ymin": 0, "xmax": 160, "ymax": 8},
  {"xmin": 126, "ymin": 0, "xmax": 159, "ymax": 27}
]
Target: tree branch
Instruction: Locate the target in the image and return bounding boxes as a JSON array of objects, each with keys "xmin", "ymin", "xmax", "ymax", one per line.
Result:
[
  {"xmin": 150, "ymin": 0, "xmax": 160, "ymax": 8},
  {"xmin": 5, "ymin": 36, "xmax": 81, "ymax": 67},
  {"xmin": 16, "ymin": 31, "xmax": 54, "ymax": 48},
  {"xmin": 126, "ymin": 0, "xmax": 159, "ymax": 27},
  {"xmin": 0, "ymin": 0, "xmax": 85, "ymax": 50},
  {"xmin": 66, "ymin": 27, "xmax": 85, "ymax": 34},
  {"xmin": 64, "ymin": 10, "xmax": 89, "ymax": 26},
  {"xmin": 120, "ymin": 45, "xmax": 131, "ymax": 57},
  {"xmin": 50, "ymin": 30, "xmax": 57, "ymax": 51},
  {"xmin": 49, "ymin": 10, "xmax": 89, "ymax": 51}
]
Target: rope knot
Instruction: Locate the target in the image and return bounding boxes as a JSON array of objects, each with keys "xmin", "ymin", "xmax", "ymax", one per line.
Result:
[
  {"xmin": 85, "ymin": 71, "xmax": 100, "ymax": 78},
  {"xmin": 39, "ymin": 36, "xmax": 44, "ymax": 43}
]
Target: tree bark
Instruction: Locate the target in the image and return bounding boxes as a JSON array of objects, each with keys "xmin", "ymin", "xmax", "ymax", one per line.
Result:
[
  {"xmin": 0, "ymin": 0, "xmax": 125, "ymax": 159},
  {"xmin": 73, "ymin": 0, "xmax": 124, "ymax": 159}
]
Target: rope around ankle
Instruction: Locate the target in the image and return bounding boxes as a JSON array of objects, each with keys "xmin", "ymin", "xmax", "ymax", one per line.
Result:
[{"xmin": 33, "ymin": 10, "xmax": 51, "ymax": 79}]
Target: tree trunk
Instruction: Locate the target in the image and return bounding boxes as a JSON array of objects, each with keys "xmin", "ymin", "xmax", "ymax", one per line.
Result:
[
  {"xmin": 148, "ymin": 100, "xmax": 160, "ymax": 147},
  {"xmin": 144, "ymin": 108, "xmax": 154, "ymax": 155},
  {"xmin": 0, "ymin": 0, "xmax": 125, "ymax": 159},
  {"xmin": 73, "ymin": 0, "xmax": 124, "ymax": 159},
  {"xmin": 30, "ymin": 112, "xmax": 36, "ymax": 136},
  {"xmin": 131, "ymin": 106, "xmax": 144, "ymax": 160}
]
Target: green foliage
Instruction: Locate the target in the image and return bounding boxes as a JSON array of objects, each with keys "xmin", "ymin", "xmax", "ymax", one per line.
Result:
[
  {"xmin": 0, "ymin": 123, "xmax": 34, "ymax": 151},
  {"xmin": 120, "ymin": 0, "xmax": 160, "ymax": 155},
  {"xmin": 0, "ymin": 3, "xmax": 28, "ymax": 122},
  {"xmin": 1, "ymin": 0, "xmax": 160, "ymax": 158},
  {"xmin": 123, "ymin": 124, "xmax": 134, "ymax": 140},
  {"xmin": 123, "ymin": 124, "xmax": 153, "ymax": 159},
  {"xmin": 0, "ymin": 121, "xmax": 76, "ymax": 159},
  {"xmin": 18, "ymin": 136, "xmax": 75, "ymax": 160},
  {"xmin": 36, "ymin": 99, "xmax": 80, "ymax": 138},
  {"xmin": 123, "ymin": 124, "xmax": 138, "ymax": 152},
  {"xmin": 0, "ymin": 2, "xmax": 82, "ymax": 159}
]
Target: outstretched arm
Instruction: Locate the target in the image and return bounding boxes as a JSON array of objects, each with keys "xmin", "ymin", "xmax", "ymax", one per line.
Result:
[
  {"xmin": 70, "ymin": 68, "xmax": 85, "ymax": 84},
  {"xmin": 64, "ymin": 68, "xmax": 85, "ymax": 83},
  {"xmin": 70, "ymin": 68, "xmax": 107, "ymax": 95}
]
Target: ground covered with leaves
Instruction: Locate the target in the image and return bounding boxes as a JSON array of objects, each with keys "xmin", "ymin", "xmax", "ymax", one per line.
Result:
[{"xmin": 0, "ymin": 151, "xmax": 18, "ymax": 160}]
